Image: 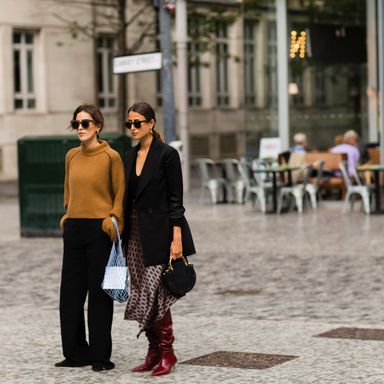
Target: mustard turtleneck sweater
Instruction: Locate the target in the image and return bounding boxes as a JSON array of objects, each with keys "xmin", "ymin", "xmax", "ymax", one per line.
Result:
[{"xmin": 60, "ymin": 140, "xmax": 125, "ymax": 238}]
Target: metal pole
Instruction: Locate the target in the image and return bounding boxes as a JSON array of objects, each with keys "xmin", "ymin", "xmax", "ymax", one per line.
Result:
[
  {"xmin": 176, "ymin": 0, "xmax": 190, "ymax": 191},
  {"xmin": 378, "ymin": 0, "xmax": 384, "ymax": 162},
  {"xmin": 159, "ymin": 0, "xmax": 176, "ymax": 143},
  {"xmin": 117, "ymin": 0, "xmax": 127, "ymax": 133},
  {"xmin": 367, "ymin": 0, "xmax": 378, "ymax": 143},
  {"xmin": 276, "ymin": 0, "xmax": 289, "ymax": 150}
]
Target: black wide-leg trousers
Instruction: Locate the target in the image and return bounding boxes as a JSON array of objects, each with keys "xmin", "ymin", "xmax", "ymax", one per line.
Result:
[{"xmin": 60, "ymin": 219, "xmax": 113, "ymax": 364}]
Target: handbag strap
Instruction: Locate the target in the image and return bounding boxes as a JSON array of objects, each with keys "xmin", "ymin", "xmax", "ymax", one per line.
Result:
[
  {"xmin": 168, "ymin": 255, "xmax": 189, "ymax": 271},
  {"xmin": 111, "ymin": 216, "xmax": 121, "ymax": 244}
]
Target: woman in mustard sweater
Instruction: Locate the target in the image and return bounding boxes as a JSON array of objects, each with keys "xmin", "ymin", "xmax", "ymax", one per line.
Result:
[{"xmin": 55, "ymin": 104, "xmax": 125, "ymax": 372}]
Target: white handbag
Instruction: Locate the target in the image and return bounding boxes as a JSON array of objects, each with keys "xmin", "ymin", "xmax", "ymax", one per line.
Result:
[{"xmin": 101, "ymin": 217, "xmax": 129, "ymax": 303}]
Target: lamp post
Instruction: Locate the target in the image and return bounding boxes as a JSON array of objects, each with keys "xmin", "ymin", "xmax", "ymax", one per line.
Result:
[
  {"xmin": 175, "ymin": 0, "xmax": 190, "ymax": 191},
  {"xmin": 276, "ymin": 0, "xmax": 289, "ymax": 150},
  {"xmin": 379, "ymin": 0, "xmax": 384, "ymax": 163},
  {"xmin": 159, "ymin": 0, "xmax": 176, "ymax": 143}
]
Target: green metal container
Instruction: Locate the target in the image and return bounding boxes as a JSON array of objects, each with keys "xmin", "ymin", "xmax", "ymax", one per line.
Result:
[{"xmin": 18, "ymin": 133, "xmax": 130, "ymax": 237}]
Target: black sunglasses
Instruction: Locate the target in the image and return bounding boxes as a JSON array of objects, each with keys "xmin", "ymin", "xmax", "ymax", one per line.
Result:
[
  {"xmin": 70, "ymin": 119, "xmax": 95, "ymax": 130},
  {"xmin": 124, "ymin": 120, "xmax": 148, "ymax": 129}
]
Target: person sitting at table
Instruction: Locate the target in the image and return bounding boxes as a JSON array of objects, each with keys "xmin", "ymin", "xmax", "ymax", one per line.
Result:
[
  {"xmin": 330, "ymin": 130, "xmax": 360, "ymax": 177},
  {"xmin": 287, "ymin": 133, "xmax": 308, "ymax": 183},
  {"xmin": 291, "ymin": 133, "xmax": 308, "ymax": 153}
]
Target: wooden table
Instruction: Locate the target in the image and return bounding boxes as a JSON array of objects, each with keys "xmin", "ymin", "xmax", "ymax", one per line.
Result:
[
  {"xmin": 357, "ymin": 164, "xmax": 384, "ymax": 213},
  {"xmin": 254, "ymin": 165, "xmax": 300, "ymax": 213}
]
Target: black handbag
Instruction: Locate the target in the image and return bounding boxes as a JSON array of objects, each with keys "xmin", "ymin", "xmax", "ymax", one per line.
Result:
[{"xmin": 162, "ymin": 256, "xmax": 196, "ymax": 298}]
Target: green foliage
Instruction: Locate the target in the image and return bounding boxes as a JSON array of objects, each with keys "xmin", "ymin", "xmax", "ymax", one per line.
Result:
[{"xmin": 298, "ymin": 0, "xmax": 366, "ymax": 25}]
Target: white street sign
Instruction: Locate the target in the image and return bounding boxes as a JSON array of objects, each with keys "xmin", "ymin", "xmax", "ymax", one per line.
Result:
[{"xmin": 113, "ymin": 52, "xmax": 162, "ymax": 74}]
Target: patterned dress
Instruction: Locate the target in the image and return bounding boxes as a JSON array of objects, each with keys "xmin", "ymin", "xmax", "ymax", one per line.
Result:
[{"xmin": 124, "ymin": 163, "xmax": 178, "ymax": 336}]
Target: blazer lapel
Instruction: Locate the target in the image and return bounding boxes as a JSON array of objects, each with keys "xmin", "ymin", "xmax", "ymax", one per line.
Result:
[
  {"xmin": 125, "ymin": 144, "xmax": 139, "ymax": 182},
  {"xmin": 136, "ymin": 138, "xmax": 162, "ymax": 199}
]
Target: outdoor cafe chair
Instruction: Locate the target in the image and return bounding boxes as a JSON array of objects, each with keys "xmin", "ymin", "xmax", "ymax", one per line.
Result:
[
  {"xmin": 238, "ymin": 159, "xmax": 272, "ymax": 213},
  {"xmin": 221, "ymin": 158, "xmax": 245, "ymax": 204},
  {"xmin": 305, "ymin": 159, "xmax": 325, "ymax": 209},
  {"xmin": 252, "ymin": 158, "xmax": 278, "ymax": 183},
  {"xmin": 339, "ymin": 161, "xmax": 373, "ymax": 214},
  {"xmin": 196, "ymin": 158, "xmax": 226, "ymax": 204},
  {"xmin": 168, "ymin": 140, "xmax": 183, "ymax": 163},
  {"xmin": 277, "ymin": 163, "xmax": 313, "ymax": 214}
]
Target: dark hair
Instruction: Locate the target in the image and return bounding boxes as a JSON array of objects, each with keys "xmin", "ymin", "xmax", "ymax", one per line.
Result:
[
  {"xmin": 127, "ymin": 102, "xmax": 162, "ymax": 141},
  {"xmin": 72, "ymin": 104, "xmax": 104, "ymax": 134}
]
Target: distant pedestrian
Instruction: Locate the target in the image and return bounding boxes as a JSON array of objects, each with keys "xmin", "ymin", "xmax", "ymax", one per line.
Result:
[
  {"xmin": 122, "ymin": 102, "xmax": 196, "ymax": 376},
  {"xmin": 55, "ymin": 104, "xmax": 125, "ymax": 372},
  {"xmin": 330, "ymin": 130, "xmax": 360, "ymax": 176}
]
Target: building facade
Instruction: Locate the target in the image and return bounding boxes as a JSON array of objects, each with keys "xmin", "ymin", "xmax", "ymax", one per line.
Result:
[{"xmin": 0, "ymin": 0, "xmax": 370, "ymax": 179}]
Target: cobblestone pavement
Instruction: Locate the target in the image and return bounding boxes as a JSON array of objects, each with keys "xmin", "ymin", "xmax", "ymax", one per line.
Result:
[{"xmin": 1, "ymin": 187, "xmax": 384, "ymax": 383}]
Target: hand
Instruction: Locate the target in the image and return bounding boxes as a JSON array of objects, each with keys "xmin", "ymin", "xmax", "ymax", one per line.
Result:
[
  {"xmin": 60, "ymin": 214, "xmax": 68, "ymax": 230},
  {"xmin": 102, "ymin": 217, "xmax": 118, "ymax": 242},
  {"xmin": 170, "ymin": 237, "xmax": 183, "ymax": 260}
]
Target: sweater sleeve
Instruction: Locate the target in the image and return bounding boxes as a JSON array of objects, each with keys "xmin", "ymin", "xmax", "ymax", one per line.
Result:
[
  {"xmin": 59, "ymin": 151, "xmax": 72, "ymax": 229},
  {"xmin": 108, "ymin": 151, "xmax": 125, "ymax": 233},
  {"xmin": 63, "ymin": 151, "xmax": 70, "ymax": 211}
]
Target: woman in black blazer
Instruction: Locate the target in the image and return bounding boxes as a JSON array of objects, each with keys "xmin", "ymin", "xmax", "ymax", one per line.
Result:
[{"xmin": 122, "ymin": 102, "xmax": 195, "ymax": 377}]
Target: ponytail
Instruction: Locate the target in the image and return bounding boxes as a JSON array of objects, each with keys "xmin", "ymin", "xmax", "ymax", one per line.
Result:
[{"xmin": 152, "ymin": 127, "xmax": 163, "ymax": 142}]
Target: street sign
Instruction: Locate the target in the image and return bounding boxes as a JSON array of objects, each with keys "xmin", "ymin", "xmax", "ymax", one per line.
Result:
[{"xmin": 113, "ymin": 52, "xmax": 162, "ymax": 74}]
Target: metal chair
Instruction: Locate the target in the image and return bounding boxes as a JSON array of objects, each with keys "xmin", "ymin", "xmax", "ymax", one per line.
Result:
[
  {"xmin": 339, "ymin": 161, "xmax": 372, "ymax": 214},
  {"xmin": 196, "ymin": 158, "xmax": 226, "ymax": 204},
  {"xmin": 277, "ymin": 164, "xmax": 313, "ymax": 214},
  {"xmin": 168, "ymin": 140, "xmax": 183, "ymax": 163},
  {"xmin": 305, "ymin": 159, "xmax": 325, "ymax": 209},
  {"xmin": 238, "ymin": 160, "xmax": 272, "ymax": 213},
  {"xmin": 221, "ymin": 158, "xmax": 245, "ymax": 204}
]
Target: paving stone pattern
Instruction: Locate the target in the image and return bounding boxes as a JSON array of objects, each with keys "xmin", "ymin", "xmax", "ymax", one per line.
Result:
[{"xmin": 1, "ymin": 188, "xmax": 384, "ymax": 383}]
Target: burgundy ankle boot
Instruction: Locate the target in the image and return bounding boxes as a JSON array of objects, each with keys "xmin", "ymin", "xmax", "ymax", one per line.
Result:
[
  {"xmin": 151, "ymin": 310, "xmax": 177, "ymax": 376},
  {"xmin": 131, "ymin": 329, "xmax": 160, "ymax": 372}
]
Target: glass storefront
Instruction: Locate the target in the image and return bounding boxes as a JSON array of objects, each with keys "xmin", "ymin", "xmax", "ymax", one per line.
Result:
[{"xmin": 243, "ymin": 0, "xmax": 369, "ymax": 157}]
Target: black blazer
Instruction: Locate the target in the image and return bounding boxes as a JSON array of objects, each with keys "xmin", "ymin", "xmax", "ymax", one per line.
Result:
[{"xmin": 122, "ymin": 138, "xmax": 196, "ymax": 266}]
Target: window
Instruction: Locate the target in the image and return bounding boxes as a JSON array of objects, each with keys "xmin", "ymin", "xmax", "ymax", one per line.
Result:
[
  {"xmin": 191, "ymin": 135, "xmax": 210, "ymax": 158},
  {"xmin": 215, "ymin": 21, "xmax": 230, "ymax": 106},
  {"xmin": 291, "ymin": 74, "xmax": 304, "ymax": 105},
  {"xmin": 13, "ymin": 31, "xmax": 36, "ymax": 110},
  {"xmin": 97, "ymin": 36, "xmax": 116, "ymax": 108},
  {"xmin": 244, "ymin": 20, "xmax": 257, "ymax": 107},
  {"xmin": 267, "ymin": 21, "xmax": 278, "ymax": 107},
  {"xmin": 314, "ymin": 66, "xmax": 326, "ymax": 105},
  {"xmin": 188, "ymin": 18, "xmax": 202, "ymax": 107},
  {"xmin": 220, "ymin": 133, "xmax": 237, "ymax": 158}
]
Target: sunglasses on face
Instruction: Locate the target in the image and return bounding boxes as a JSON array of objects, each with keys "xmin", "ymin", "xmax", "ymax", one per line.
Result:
[
  {"xmin": 124, "ymin": 120, "xmax": 148, "ymax": 129},
  {"xmin": 70, "ymin": 119, "xmax": 95, "ymax": 130}
]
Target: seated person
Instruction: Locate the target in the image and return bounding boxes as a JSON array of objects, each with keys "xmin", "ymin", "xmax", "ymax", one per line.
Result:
[
  {"xmin": 330, "ymin": 130, "xmax": 360, "ymax": 177},
  {"xmin": 291, "ymin": 133, "xmax": 308, "ymax": 153},
  {"xmin": 286, "ymin": 133, "xmax": 308, "ymax": 183}
]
